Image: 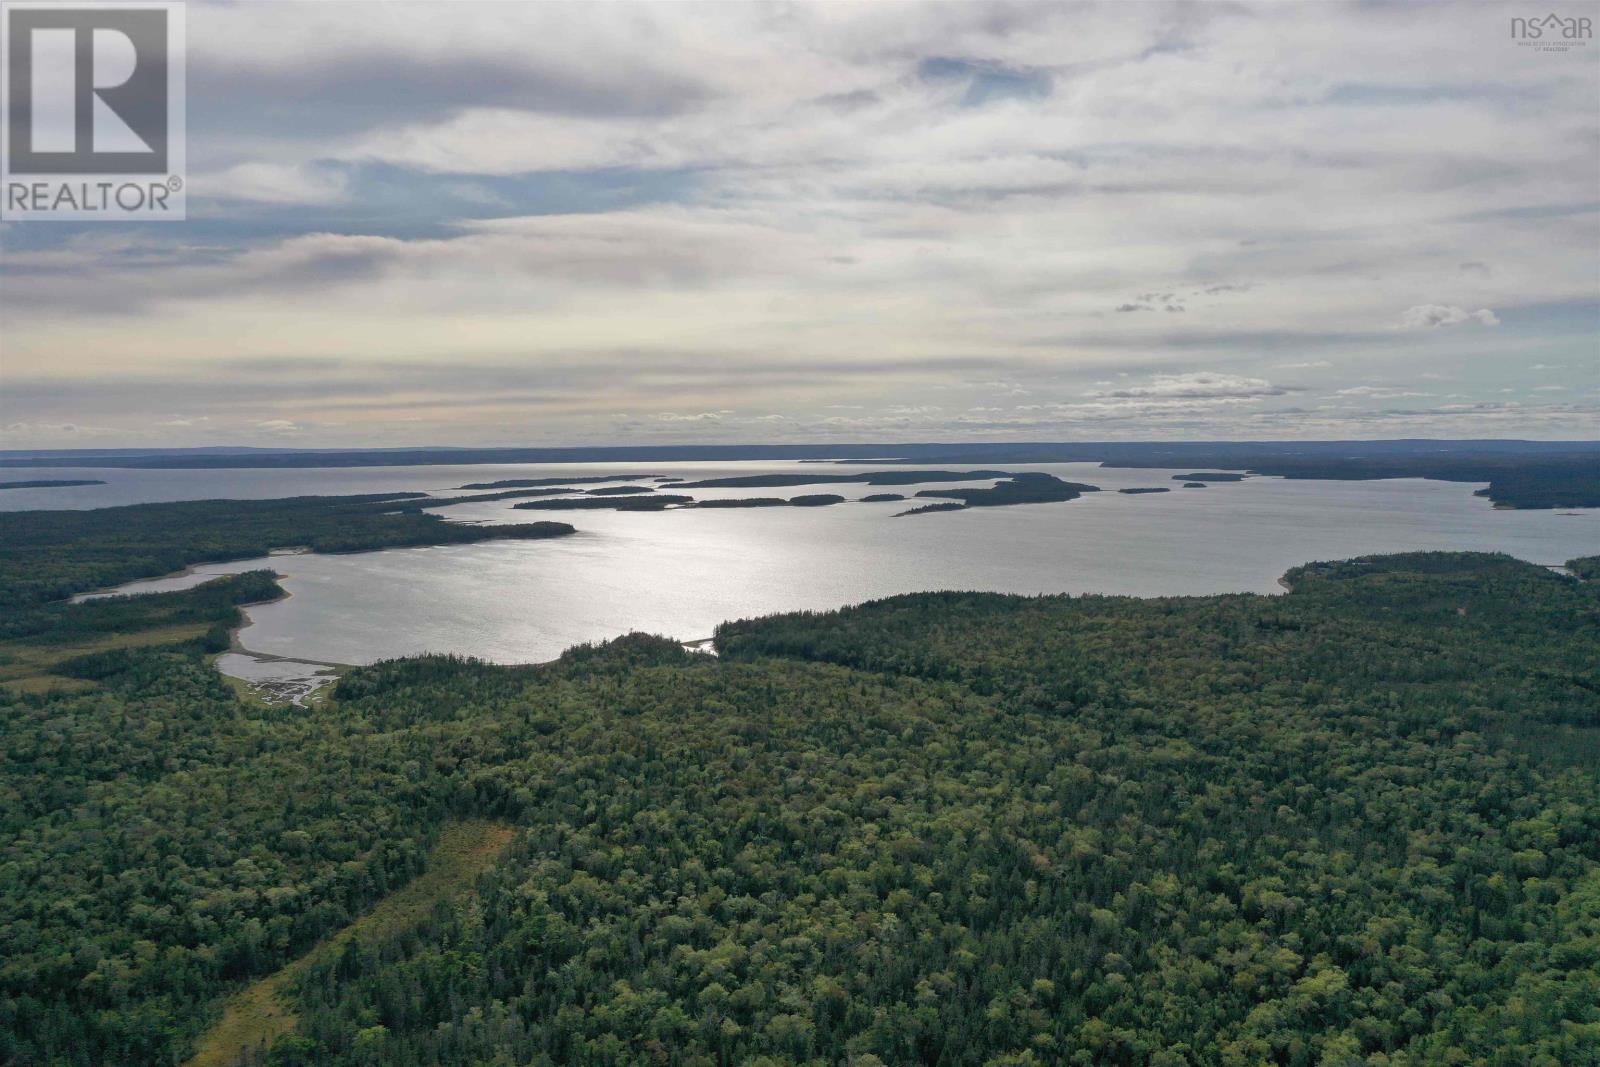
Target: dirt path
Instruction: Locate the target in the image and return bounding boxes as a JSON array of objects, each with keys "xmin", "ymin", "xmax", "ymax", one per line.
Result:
[{"xmin": 184, "ymin": 820, "xmax": 517, "ymax": 1067}]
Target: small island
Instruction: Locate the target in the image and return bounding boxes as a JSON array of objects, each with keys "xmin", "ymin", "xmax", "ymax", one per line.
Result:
[
  {"xmin": 895, "ymin": 501, "xmax": 969, "ymax": 516},
  {"xmin": 691, "ymin": 494, "xmax": 846, "ymax": 509},
  {"xmin": 1172, "ymin": 472, "xmax": 1247, "ymax": 482},
  {"xmin": 455, "ymin": 474, "xmax": 660, "ymax": 490},
  {"xmin": 860, "ymin": 493, "xmax": 906, "ymax": 502},
  {"xmin": 677, "ymin": 469, "xmax": 1010, "ymax": 489},
  {"xmin": 1118, "ymin": 487, "xmax": 1170, "ymax": 495},
  {"xmin": 586, "ymin": 485, "xmax": 657, "ymax": 495},
  {"xmin": 513, "ymin": 494, "xmax": 693, "ymax": 511},
  {"xmin": 689, "ymin": 497, "xmax": 791, "ymax": 508},
  {"xmin": 0, "ymin": 479, "xmax": 106, "ymax": 490},
  {"xmin": 914, "ymin": 472, "xmax": 1100, "ymax": 508},
  {"xmin": 1182, "ymin": 482, "xmax": 1208, "ymax": 488}
]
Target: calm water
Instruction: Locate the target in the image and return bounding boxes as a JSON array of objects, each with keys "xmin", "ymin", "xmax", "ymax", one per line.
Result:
[{"xmin": 31, "ymin": 461, "xmax": 1597, "ymax": 675}]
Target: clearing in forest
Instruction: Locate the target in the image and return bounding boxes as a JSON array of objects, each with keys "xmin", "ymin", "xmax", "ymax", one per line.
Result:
[{"xmin": 184, "ymin": 820, "xmax": 516, "ymax": 1067}]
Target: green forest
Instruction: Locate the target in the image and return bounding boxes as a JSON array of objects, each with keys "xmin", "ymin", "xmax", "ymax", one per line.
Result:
[
  {"xmin": 0, "ymin": 494, "xmax": 573, "ymax": 609},
  {"xmin": 1, "ymin": 529, "xmax": 1597, "ymax": 1065}
]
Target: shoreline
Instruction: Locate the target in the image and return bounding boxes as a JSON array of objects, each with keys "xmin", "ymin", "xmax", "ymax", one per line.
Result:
[
  {"xmin": 226, "ymin": 579, "xmax": 352, "ymax": 670},
  {"xmin": 68, "ymin": 547, "xmax": 312, "ymax": 604},
  {"xmin": 75, "ymin": 543, "xmax": 1590, "ymax": 702}
]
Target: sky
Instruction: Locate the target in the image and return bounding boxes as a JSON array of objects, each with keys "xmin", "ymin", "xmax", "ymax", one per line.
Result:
[{"xmin": 1, "ymin": 0, "xmax": 1597, "ymax": 449}]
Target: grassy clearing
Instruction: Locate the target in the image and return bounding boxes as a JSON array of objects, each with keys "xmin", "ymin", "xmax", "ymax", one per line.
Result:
[
  {"xmin": 184, "ymin": 820, "xmax": 516, "ymax": 1067},
  {"xmin": 0, "ymin": 623, "xmax": 211, "ymax": 693}
]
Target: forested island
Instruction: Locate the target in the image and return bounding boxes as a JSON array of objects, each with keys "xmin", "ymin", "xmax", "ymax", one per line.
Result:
[
  {"xmin": 676, "ymin": 470, "xmax": 1011, "ymax": 490},
  {"xmin": 513, "ymin": 494, "xmax": 694, "ymax": 511},
  {"xmin": 895, "ymin": 500, "xmax": 969, "ymax": 516},
  {"xmin": 493, "ymin": 472, "xmax": 1106, "ymax": 515},
  {"xmin": 455, "ymin": 475, "xmax": 662, "ymax": 490},
  {"xmin": 1, "ymin": 547, "xmax": 1596, "ymax": 1065},
  {"xmin": 690, "ymin": 494, "xmax": 846, "ymax": 508},
  {"xmin": 0, "ymin": 479, "xmax": 106, "ymax": 490},
  {"xmin": 913, "ymin": 472, "xmax": 1100, "ymax": 508}
]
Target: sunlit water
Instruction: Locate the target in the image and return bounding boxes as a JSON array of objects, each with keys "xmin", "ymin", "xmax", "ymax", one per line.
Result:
[{"xmin": 25, "ymin": 461, "xmax": 1595, "ymax": 685}]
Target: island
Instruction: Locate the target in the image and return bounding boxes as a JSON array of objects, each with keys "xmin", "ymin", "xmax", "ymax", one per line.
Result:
[
  {"xmin": 688, "ymin": 497, "xmax": 792, "ymax": 508},
  {"xmin": 690, "ymin": 494, "xmax": 845, "ymax": 508},
  {"xmin": 0, "ymin": 478, "xmax": 106, "ymax": 489},
  {"xmin": 1172, "ymin": 472, "xmax": 1248, "ymax": 482},
  {"xmin": 455, "ymin": 474, "xmax": 661, "ymax": 490},
  {"xmin": 895, "ymin": 501, "xmax": 969, "ymax": 516},
  {"xmin": 1182, "ymin": 481, "xmax": 1208, "ymax": 488},
  {"xmin": 513, "ymin": 494, "xmax": 693, "ymax": 511},
  {"xmin": 913, "ymin": 472, "xmax": 1100, "ymax": 508},
  {"xmin": 676, "ymin": 469, "xmax": 1011, "ymax": 489},
  {"xmin": 860, "ymin": 493, "xmax": 906, "ymax": 502},
  {"xmin": 1118, "ymin": 487, "xmax": 1171, "ymax": 494}
]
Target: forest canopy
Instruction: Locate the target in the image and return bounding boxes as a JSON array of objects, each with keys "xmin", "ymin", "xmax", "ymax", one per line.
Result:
[{"xmin": 1, "ymin": 547, "xmax": 1597, "ymax": 1066}]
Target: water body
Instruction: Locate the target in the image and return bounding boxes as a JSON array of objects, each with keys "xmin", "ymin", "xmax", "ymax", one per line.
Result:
[
  {"xmin": 42, "ymin": 462, "xmax": 1597, "ymax": 682},
  {"xmin": 0, "ymin": 461, "xmax": 912, "ymax": 511}
]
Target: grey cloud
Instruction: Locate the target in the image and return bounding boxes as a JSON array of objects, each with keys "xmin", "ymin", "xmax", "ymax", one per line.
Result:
[
  {"xmin": 3, "ymin": 354, "xmax": 1016, "ymax": 421},
  {"xmin": 1091, "ymin": 372, "xmax": 1294, "ymax": 402},
  {"xmin": 5, "ymin": 1, "xmax": 1599, "ymax": 448},
  {"xmin": 1398, "ymin": 305, "xmax": 1499, "ymax": 329}
]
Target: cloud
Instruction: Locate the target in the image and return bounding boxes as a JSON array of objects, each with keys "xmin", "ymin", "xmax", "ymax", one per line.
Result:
[
  {"xmin": 254, "ymin": 419, "xmax": 302, "ymax": 434},
  {"xmin": 201, "ymin": 162, "xmax": 352, "ymax": 205},
  {"xmin": 1, "ymin": 1, "xmax": 1597, "ymax": 448},
  {"xmin": 1333, "ymin": 386, "xmax": 1434, "ymax": 399},
  {"xmin": 1398, "ymin": 304, "xmax": 1500, "ymax": 329},
  {"xmin": 1091, "ymin": 372, "xmax": 1293, "ymax": 401}
]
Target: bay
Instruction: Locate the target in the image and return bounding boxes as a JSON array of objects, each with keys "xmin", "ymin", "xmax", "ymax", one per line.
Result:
[{"xmin": 37, "ymin": 461, "xmax": 1596, "ymax": 677}]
